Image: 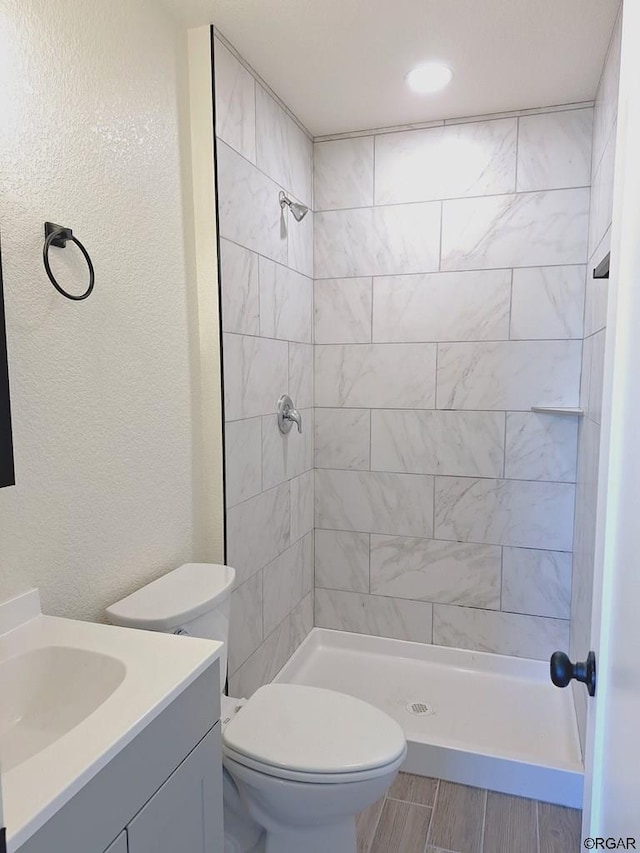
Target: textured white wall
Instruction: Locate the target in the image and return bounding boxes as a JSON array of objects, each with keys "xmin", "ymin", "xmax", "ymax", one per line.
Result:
[{"xmin": 0, "ymin": 0, "xmax": 198, "ymax": 621}]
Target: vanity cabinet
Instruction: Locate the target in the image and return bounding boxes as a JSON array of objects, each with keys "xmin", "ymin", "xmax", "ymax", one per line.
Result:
[
  {"xmin": 126, "ymin": 727, "xmax": 222, "ymax": 853},
  {"xmin": 18, "ymin": 664, "xmax": 223, "ymax": 853}
]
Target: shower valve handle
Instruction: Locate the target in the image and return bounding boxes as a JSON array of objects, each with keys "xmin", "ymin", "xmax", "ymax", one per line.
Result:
[
  {"xmin": 550, "ymin": 650, "xmax": 596, "ymax": 697},
  {"xmin": 277, "ymin": 395, "xmax": 302, "ymax": 434}
]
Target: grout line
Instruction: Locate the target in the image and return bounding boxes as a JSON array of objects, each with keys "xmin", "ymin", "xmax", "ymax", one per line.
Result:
[
  {"xmin": 369, "ymin": 276, "xmax": 374, "ymax": 343},
  {"xmin": 438, "ymin": 201, "xmax": 444, "ymax": 272},
  {"xmin": 213, "ymin": 27, "xmax": 314, "ymax": 141},
  {"xmin": 366, "ymin": 797, "xmax": 385, "ymax": 853},
  {"xmin": 312, "ymin": 261, "xmax": 589, "ymax": 282},
  {"xmin": 479, "ymin": 789, "xmax": 488, "ymax": 853},
  {"xmin": 312, "ymin": 182, "xmax": 590, "ymax": 215},
  {"xmin": 424, "ymin": 779, "xmax": 440, "ymax": 850},
  {"xmin": 507, "ymin": 268, "xmax": 514, "ymax": 340},
  {"xmin": 372, "ymin": 133, "xmax": 377, "ymax": 206},
  {"xmin": 315, "ymin": 466, "xmax": 575, "ymax": 486},
  {"xmin": 315, "ymin": 583, "xmax": 570, "ymax": 623},
  {"xmin": 515, "ymin": 116, "xmax": 521, "ymax": 193},
  {"xmin": 221, "ymin": 234, "xmax": 313, "ymax": 284},
  {"xmin": 314, "ymin": 101, "xmax": 594, "ymax": 142},
  {"xmin": 502, "ymin": 410, "xmax": 508, "ymax": 478}
]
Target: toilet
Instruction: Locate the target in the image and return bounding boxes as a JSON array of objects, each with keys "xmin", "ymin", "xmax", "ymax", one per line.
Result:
[{"xmin": 106, "ymin": 563, "xmax": 407, "ymax": 853}]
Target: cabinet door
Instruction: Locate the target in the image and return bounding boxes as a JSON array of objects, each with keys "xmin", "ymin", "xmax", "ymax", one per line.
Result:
[
  {"xmin": 127, "ymin": 727, "xmax": 223, "ymax": 853},
  {"xmin": 104, "ymin": 832, "xmax": 128, "ymax": 853}
]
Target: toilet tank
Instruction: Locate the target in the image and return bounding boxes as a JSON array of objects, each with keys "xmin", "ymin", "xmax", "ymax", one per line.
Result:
[{"xmin": 106, "ymin": 563, "xmax": 235, "ymax": 692}]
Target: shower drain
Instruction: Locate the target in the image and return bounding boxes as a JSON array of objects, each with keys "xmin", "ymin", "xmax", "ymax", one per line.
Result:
[{"xmin": 405, "ymin": 701, "xmax": 434, "ymax": 716}]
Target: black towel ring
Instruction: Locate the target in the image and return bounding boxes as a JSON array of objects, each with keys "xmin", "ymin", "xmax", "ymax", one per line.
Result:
[{"xmin": 43, "ymin": 222, "xmax": 95, "ymax": 301}]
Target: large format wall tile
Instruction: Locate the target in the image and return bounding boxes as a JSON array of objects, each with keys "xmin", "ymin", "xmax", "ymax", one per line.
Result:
[
  {"xmin": 315, "ymin": 529, "xmax": 370, "ymax": 592},
  {"xmin": 315, "ymin": 344, "xmax": 437, "ymax": 408},
  {"xmin": 434, "ymin": 477, "xmax": 575, "ymax": 551},
  {"xmin": 213, "ymin": 38, "xmax": 256, "ymax": 163},
  {"xmin": 314, "ymin": 203, "xmax": 441, "ymax": 278},
  {"xmin": 228, "ymin": 572, "xmax": 263, "ymax": 673},
  {"xmin": 375, "ymin": 118, "xmax": 517, "ymax": 204},
  {"xmin": 316, "ymin": 469, "xmax": 434, "ymax": 538},
  {"xmin": 587, "ymin": 330, "xmax": 605, "ymax": 425},
  {"xmin": 217, "ymin": 141, "xmax": 287, "ymax": 264},
  {"xmin": 256, "ymin": 85, "xmax": 312, "ymax": 206},
  {"xmin": 510, "ymin": 266, "xmax": 585, "ymax": 340},
  {"xmin": 592, "ymin": 8, "xmax": 622, "ymax": 169},
  {"xmin": 224, "ymin": 333, "xmax": 288, "ymax": 421},
  {"xmin": 315, "ymin": 278, "xmax": 372, "ymax": 344},
  {"xmin": 371, "ymin": 410, "xmax": 504, "ymax": 478},
  {"xmin": 288, "ymin": 203, "xmax": 314, "ymax": 278},
  {"xmin": 504, "ymin": 412, "xmax": 578, "ymax": 483},
  {"xmin": 516, "ymin": 109, "xmax": 592, "ymax": 192},
  {"xmin": 263, "ymin": 534, "xmax": 311, "ymax": 635},
  {"xmin": 314, "ymin": 137, "xmax": 374, "ymax": 210},
  {"xmin": 262, "ymin": 409, "xmax": 313, "ymax": 490},
  {"xmin": 436, "ymin": 340, "xmax": 581, "ymax": 410},
  {"xmin": 225, "ymin": 417, "xmax": 262, "ymax": 507},
  {"xmin": 588, "ymin": 128, "xmax": 616, "ymax": 262},
  {"xmin": 290, "ymin": 470, "xmax": 314, "ymax": 543},
  {"xmin": 315, "ymin": 588, "xmax": 433, "ymax": 643},
  {"xmin": 216, "ymin": 39, "xmax": 315, "ymax": 698},
  {"xmin": 433, "ymin": 604, "xmax": 569, "ymax": 660},
  {"xmin": 259, "ymin": 257, "xmax": 312, "ymax": 343},
  {"xmin": 229, "ymin": 594, "xmax": 313, "ymax": 698},
  {"xmin": 289, "ymin": 342, "xmax": 313, "ymax": 409},
  {"xmin": 502, "ymin": 547, "xmax": 572, "ymax": 619},
  {"xmin": 441, "ymin": 189, "xmax": 589, "ymax": 271},
  {"xmin": 370, "ymin": 536, "xmax": 501, "ymax": 608},
  {"xmin": 372, "ymin": 270, "xmax": 511, "ymax": 343},
  {"xmin": 315, "ymin": 408, "xmax": 371, "ymax": 470},
  {"xmin": 220, "ymin": 239, "xmax": 260, "ymax": 335},
  {"xmin": 226, "ymin": 482, "xmax": 291, "ymax": 584}
]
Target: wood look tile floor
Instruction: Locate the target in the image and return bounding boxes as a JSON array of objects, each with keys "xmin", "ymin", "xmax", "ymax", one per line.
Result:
[{"xmin": 357, "ymin": 773, "xmax": 582, "ymax": 853}]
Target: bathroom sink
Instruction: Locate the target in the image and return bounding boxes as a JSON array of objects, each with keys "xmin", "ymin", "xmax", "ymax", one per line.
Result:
[
  {"xmin": 0, "ymin": 646, "xmax": 126, "ymax": 771},
  {"xmin": 0, "ymin": 589, "xmax": 223, "ymax": 852}
]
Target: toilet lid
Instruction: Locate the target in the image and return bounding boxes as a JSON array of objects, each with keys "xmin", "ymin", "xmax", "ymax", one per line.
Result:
[{"xmin": 222, "ymin": 683, "xmax": 406, "ymax": 775}]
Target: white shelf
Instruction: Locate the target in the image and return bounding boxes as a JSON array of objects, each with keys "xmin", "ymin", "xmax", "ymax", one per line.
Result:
[{"xmin": 531, "ymin": 406, "xmax": 584, "ymax": 417}]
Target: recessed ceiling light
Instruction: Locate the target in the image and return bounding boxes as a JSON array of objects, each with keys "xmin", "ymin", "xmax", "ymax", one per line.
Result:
[{"xmin": 405, "ymin": 63, "xmax": 453, "ymax": 95}]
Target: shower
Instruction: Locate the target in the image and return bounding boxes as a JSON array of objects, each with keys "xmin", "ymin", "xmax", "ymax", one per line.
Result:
[{"xmin": 279, "ymin": 191, "xmax": 309, "ymax": 222}]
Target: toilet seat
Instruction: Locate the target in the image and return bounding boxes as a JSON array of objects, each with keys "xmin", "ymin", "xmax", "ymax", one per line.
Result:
[
  {"xmin": 222, "ymin": 683, "xmax": 407, "ymax": 784},
  {"xmin": 224, "ymin": 745, "xmax": 406, "ymax": 784}
]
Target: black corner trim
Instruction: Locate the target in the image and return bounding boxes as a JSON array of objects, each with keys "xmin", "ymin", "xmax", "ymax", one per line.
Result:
[
  {"xmin": 0, "ymin": 231, "xmax": 15, "ymax": 488},
  {"xmin": 593, "ymin": 252, "xmax": 610, "ymax": 280}
]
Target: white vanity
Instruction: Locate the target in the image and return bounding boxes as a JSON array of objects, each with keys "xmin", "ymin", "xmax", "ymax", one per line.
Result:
[{"xmin": 0, "ymin": 590, "xmax": 224, "ymax": 853}]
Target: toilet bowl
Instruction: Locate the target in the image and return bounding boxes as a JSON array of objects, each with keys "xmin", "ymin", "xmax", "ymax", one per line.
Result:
[{"xmin": 107, "ymin": 563, "xmax": 407, "ymax": 853}]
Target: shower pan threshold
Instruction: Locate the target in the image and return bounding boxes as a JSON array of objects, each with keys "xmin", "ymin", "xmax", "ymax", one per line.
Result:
[{"xmin": 274, "ymin": 628, "xmax": 583, "ymax": 808}]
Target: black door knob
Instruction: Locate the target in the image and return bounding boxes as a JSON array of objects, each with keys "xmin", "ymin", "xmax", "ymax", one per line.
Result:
[{"xmin": 550, "ymin": 650, "xmax": 596, "ymax": 697}]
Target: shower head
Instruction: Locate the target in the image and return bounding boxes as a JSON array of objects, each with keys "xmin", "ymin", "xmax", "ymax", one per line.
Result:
[{"xmin": 279, "ymin": 191, "xmax": 309, "ymax": 222}]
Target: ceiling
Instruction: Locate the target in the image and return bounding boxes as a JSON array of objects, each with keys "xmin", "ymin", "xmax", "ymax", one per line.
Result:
[{"xmin": 163, "ymin": 0, "xmax": 620, "ymax": 137}]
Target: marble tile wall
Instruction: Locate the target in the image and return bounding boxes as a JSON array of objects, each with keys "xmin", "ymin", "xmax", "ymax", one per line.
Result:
[
  {"xmin": 214, "ymin": 26, "xmax": 615, "ymax": 702},
  {"xmin": 570, "ymin": 6, "xmax": 622, "ymax": 753},
  {"xmin": 314, "ymin": 104, "xmax": 592, "ymax": 662},
  {"xmin": 213, "ymin": 33, "xmax": 315, "ymax": 698}
]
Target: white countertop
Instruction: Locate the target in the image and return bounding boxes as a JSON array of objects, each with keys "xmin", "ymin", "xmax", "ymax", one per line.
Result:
[{"xmin": 0, "ymin": 590, "xmax": 222, "ymax": 851}]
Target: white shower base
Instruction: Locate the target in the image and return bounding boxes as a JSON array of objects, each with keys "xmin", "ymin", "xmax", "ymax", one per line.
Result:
[{"xmin": 275, "ymin": 628, "xmax": 583, "ymax": 808}]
